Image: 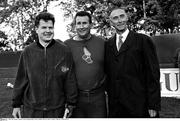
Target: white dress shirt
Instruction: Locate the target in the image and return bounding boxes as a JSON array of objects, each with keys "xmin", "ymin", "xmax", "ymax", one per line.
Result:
[{"xmin": 116, "ymin": 29, "xmax": 129, "ymax": 50}]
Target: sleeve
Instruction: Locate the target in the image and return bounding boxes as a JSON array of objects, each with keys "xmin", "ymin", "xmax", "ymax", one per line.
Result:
[
  {"xmin": 12, "ymin": 51, "xmax": 28, "ymax": 108},
  {"xmin": 142, "ymin": 35, "xmax": 161, "ymax": 111},
  {"xmin": 64, "ymin": 50, "xmax": 78, "ymax": 106}
]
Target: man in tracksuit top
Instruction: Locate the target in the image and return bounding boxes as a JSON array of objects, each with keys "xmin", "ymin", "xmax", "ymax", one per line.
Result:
[{"xmin": 12, "ymin": 12, "xmax": 78, "ymax": 118}]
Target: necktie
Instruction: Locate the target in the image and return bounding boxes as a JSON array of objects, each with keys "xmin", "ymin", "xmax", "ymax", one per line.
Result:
[{"xmin": 118, "ymin": 36, "xmax": 123, "ymax": 51}]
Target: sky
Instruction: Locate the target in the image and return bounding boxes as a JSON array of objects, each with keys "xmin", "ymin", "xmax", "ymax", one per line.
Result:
[{"xmin": 48, "ymin": 1, "xmax": 71, "ymax": 41}]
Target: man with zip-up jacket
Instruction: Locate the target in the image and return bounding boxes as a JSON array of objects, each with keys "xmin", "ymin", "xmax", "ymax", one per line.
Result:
[{"xmin": 12, "ymin": 12, "xmax": 78, "ymax": 118}]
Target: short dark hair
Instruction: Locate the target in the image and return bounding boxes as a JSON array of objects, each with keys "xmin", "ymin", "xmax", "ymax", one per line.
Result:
[
  {"xmin": 35, "ymin": 12, "xmax": 55, "ymax": 27},
  {"xmin": 74, "ymin": 11, "xmax": 92, "ymax": 24}
]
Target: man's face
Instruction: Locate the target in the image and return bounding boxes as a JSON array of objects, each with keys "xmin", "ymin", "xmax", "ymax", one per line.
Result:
[
  {"xmin": 36, "ymin": 19, "xmax": 54, "ymax": 43},
  {"xmin": 110, "ymin": 8, "xmax": 128, "ymax": 33},
  {"xmin": 75, "ymin": 16, "xmax": 91, "ymax": 39}
]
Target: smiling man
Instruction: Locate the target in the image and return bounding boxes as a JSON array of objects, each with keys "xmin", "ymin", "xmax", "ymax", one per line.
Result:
[
  {"xmin": 65, "ymin": 11, "xmax": 107, "ymax": 118},
  {"xmin": 12, "ymin": 12, "xmax": 78, "ymax": 118},
  {"xmin": 105, "ymin": 7, "xmax": 161, "ymax": 118}
]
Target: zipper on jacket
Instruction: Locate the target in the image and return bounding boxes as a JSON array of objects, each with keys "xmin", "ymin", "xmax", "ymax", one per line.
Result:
[
  {"xmin": 44, "ymin": 47, "xmax": 47, "ymax": 89},
  {"xmin": 44, "ymin": 47, "xmax": 47, "ymax": 110}
]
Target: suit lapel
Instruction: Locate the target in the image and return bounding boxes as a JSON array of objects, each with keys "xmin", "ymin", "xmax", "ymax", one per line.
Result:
[
  {"xmin": 108, "ymin": 31, "xmax": 135, "ymax": 56},
  {"xmin": 118, "ymin": 31, "xmax": 134, "ymax": 53},
  {"xmin": 109, "ymin": 35, "xmax": 119, "ymax": 56}
]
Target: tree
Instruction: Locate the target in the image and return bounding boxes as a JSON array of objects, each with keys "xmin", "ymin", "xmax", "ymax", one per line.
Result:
[
  {"xmin": 0, "ymin": 0, "xmax": 38, "ymax": 50},
  {"xmin": 157, "ymin": 0, "xmax": 180, "ymax": 33},
  {"xmin": 1, "ymin": 0, "xmax": 180, "ymax": 51},
  {"xmin": 132, "ymin": 0, "xmax": 162, "ymax": 35},
  {"xmin": 59, "ymin": 0, "xmax": 125, "ymax": 38},
  {"xmin": 0, "ymin": 30, "xmax": 8, "ymax": 51},
  {"xmin": 60, "ymin": 0, "xmax": 167, "ymax": 37},
  {"xmin": 0, "ymin": 0, "xmax": 56, "ymax": 51}
]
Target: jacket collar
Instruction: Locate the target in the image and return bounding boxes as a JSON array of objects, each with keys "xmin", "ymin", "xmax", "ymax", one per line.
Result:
[
  {"xmin": 36, "ymin": 39, "xmax": 55, "ymax": 49},
  {"xmin": 108, "ymin": 31, "xmax": 135, "ymax": 55},
  {"xmin": 116, "ymin": 29, "xmax": 129, "ymax": 43}
]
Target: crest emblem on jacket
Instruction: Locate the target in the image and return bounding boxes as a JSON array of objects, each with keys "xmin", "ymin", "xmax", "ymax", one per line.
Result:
[{"xmin": 61, "ymin": 66, "xmax": 69, "ymax": 72}]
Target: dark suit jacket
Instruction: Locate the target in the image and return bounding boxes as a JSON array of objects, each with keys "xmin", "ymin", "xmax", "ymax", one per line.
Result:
[{"xmin": 105, "ymin": 31, "xmax": 161, "ymax": 116}]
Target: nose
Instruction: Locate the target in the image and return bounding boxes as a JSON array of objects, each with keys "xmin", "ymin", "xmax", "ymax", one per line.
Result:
[
  {"xmin": 118, "ymin": 17, "xmax": 123, "ymax": 23},
  {"xmin": 46, "ymin": 28, "xmax": 51, "ymax": 32},
  {"xmin": 77, "ymin": 23, "xmax": 85, "ymax": 28},
  {"xmin": 79, "ymin": 24, "xmax": 84, "ymax": 28}
]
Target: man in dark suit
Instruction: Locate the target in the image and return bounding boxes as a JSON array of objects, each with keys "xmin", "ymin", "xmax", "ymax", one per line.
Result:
[{"xmin": 105, "ymin": 7, "xmax": 161, "ymax": 118}]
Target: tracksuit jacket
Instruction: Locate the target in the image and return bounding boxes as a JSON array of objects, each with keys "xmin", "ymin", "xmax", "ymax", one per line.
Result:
[{"xmin": 12, "ymin": 39, "xmax": 77, "ymax": 111}]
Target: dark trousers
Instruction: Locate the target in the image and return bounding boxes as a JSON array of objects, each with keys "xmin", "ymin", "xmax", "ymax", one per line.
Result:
[
  {"xmin": 22, "ymin": 106, "xmax": 65, "ymax": 118},
  {"xmin": 108, "ymin": 100, "xmax": 159, "ymax": 118},
  {"xmin": 72, "ymin": 90, "xmax": 107, "ymax": 118}
]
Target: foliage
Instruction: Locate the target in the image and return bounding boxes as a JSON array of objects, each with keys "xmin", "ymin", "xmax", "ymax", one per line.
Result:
[
  {"xmin": 157, "ymin": 0, "xmax": 180, "ymax": 32},
  {"xmin": 0, "ymin": 0, "xmax": 37, "ymax": 50},
  {"xmin": 0, "ymin": 30, "xmax": 8, "ymax": 50},
  {"xmin": 0, "ymin": 0, "xmax": 180, "ymax": 51},
  {"xmin": 60, "ymin": 0, "xmax": 180, "ymax": 37},
  {"xmin": 0, "ymin": 0, "xmax": 58, "ymax": 51},
  {"xmin": 60, "ymin": 0, "xmax": 122, "ymax": 37},
  {"xmin": 60, "ymin": 0, "xmax": 157, "ymax": 37},
  {"xmin": 0, "ymin": 30, "xmax": 7, "ymax": 40}
]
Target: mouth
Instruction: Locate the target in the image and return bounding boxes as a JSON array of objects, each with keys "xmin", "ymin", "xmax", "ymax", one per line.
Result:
[
  {"xmin": 78, "ymin": 31, "xmax": 88, "ymax": 36},
  {"xmin": 117, "ymin": 20, "xmax": 127, "ymax": 25},
  {"xmin": 117, "ymin": 22, "xmax": 126, "ymax": 26},
  {"xmin": 78, "ymin": 29, "xmax": 87, "ymax": 33},
  {"xmin": 116, "ymin": 23, "xmax": 127, "ymax": 28},
  {"xmin": 44, "ymin": 33, "xmax": 53, "ymax": 37}
]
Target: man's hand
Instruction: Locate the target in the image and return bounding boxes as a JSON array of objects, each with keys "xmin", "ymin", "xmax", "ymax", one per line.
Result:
[
  {"xmin": 148, "ymin": 109, "xmax": 157, "ymax": 117},
  {"xmin": 12, "ymin": 108, "xmax": 21, "ymax": 118},
  {"xmin": 63, "ymin": 105, "xmax": 75, "ymax": 118}
]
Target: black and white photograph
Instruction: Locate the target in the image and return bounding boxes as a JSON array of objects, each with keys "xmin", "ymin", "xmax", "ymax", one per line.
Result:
[{"xmin": 0, "ymin": 0, "xmax": 180, "ymax": 119}]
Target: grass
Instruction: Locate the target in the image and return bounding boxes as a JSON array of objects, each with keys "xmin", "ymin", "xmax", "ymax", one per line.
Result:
[
  {"xmin": 0, "ymin": 78, "xmax": 14, "ymax": 118},
  {"xmin": 1, "ymin": 68, "xmax": 180, "ymax": 118},
  {"xmin": 160, "ymin": 97, "xmax": 180, "ymax": 118}
]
